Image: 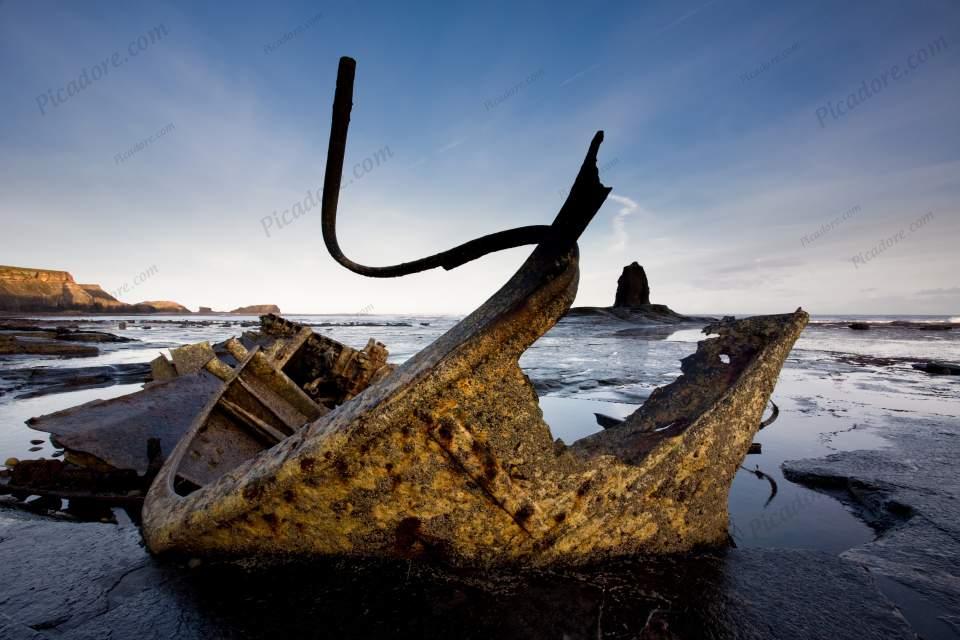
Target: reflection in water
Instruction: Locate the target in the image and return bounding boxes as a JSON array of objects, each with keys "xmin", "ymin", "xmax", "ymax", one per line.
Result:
[{"xmin": 176, "ymin": 553, "xmax": 728, "ymax": 638}]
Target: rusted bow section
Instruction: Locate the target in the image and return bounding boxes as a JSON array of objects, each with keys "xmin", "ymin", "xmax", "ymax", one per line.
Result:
[{"xmin": 139, "ymin": 57, "xmax": 807, "ymax": 567}]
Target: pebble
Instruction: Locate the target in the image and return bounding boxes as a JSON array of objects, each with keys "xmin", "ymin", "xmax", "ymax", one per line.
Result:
[
  {"xmin": 4, "ymin": 457, "xmax": 19, "ymax": 467},
  {"xmin": 30, "ymin": 439, "xmax": 44, "ymax": 445},
  {"xmin": 29, "ymin": 446, "xmax": 43, "ymax": 452}
]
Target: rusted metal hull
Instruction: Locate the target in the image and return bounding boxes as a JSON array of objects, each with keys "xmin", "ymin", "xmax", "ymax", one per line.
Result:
[
  {"xmin": 143, "ymin": 244, "xmax": 807, "ymax": 567},
  {"xmin": 142, "ymin": 55, "xmax": 807, "ymax": 567}
]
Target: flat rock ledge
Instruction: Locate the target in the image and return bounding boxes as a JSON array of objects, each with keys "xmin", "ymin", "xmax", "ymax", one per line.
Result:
[{"xmin": 783, "ymin": 413, "xmax": 960, "ymax": 637}]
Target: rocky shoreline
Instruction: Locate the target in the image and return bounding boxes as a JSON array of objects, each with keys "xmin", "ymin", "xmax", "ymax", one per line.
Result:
[{"xmin": 0, "ymin": 313, "xmax": 956, "ymax": 637}]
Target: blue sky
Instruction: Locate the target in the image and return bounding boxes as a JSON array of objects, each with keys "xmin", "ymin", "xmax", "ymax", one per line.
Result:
[{"xmin": 1, "ymin": 0, "xmax": 958, "ymax": 314}]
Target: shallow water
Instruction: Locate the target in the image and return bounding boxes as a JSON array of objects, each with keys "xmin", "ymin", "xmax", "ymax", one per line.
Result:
[
  {"xmin": 0, "ymin": 316, "xmax": 960, "ymax": 637},
  {"xmin": 2, "ymin": 313, "xmax": 957, "ymax": 546},
  {"xmin": 2, "ymin": 312, "xmax": 958, "ymax": 635}
]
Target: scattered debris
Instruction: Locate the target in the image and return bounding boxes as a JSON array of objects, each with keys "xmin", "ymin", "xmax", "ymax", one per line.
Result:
[
  {"xmin": 594, "ymin": 413, "xmax": 624, "ymax": 429},
  {"xmin": 759, "ymin": 401, "xmax": 779, "ymax": 429},
  {"xmin": 13, "ymin": 315, "xmax": 393, "ymax": 517},
  {"xmin": 740, "ymin": 465, "xmax": 778, "ymax": 506}
]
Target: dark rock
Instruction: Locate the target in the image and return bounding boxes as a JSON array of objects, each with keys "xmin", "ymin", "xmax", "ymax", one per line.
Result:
[
  {"xmin": 613, "ymin": 261, "xmax": 650, "ymax": 307},
  {"xmin": 849, "ymin": 322, "xmax": 871, "ymax": 330},
  {"xmin": 783, "ymin": 414, "xmax": 960, "ymax": 634},
  {"xmin": 912, "ymin": 362, "xmax": 960, "ymax": 375},
  {"xmin": 0, "ymin": 363, "xmax": 151, "ymax": 399},
  {"xmin": 0, "ymin": 335, "xmax": 98, "ymax": 357},
  {"xmin": 0, "ymin": 324, "xmax": 134, "ymax": 359},
  {"xmin": 53, "ymin": 327, "xmax": 134, "ymax": 343},
  {"xmin": 891, "ymin": 320, "xmax": 953, "ymax": 330},
  {"xmin": 23, "ymin": 495, "xmax": 62, "ymax": 511},
  {"xmin": 567, "ymin": 262, "xmax": 717, "ymax": 326}
]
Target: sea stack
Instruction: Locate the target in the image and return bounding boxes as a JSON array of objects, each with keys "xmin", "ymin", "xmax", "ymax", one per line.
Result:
[
  {"xmin": 614, "ymin": 262, "xmax": 651, "ymax": 307},
  {"xmin": 567, "ymin": 262, "xmax": 716, "ymax": 325}
]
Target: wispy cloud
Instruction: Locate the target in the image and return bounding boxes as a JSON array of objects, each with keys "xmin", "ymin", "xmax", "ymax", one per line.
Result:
[
  {"xmin": 655, "ymin": 0, "xmax": 721, "ymax": 35},
  {"xmin": 437, "ymin": 138, "xmax": 466, "ymax": 154},
  {"xmin": 608, "ymin": 194, "xmax": 639, "ymax": 251},
  {"xmin": 560, "ymin": 63, "xmax": 601, "ymax": 87},
  {"xmin": 917, "ymin": 287, "xmax": 960, "ymax": 296},
  {"xmin": 715, "ymin": 256, "xmax": 807, "ymax": 275}
]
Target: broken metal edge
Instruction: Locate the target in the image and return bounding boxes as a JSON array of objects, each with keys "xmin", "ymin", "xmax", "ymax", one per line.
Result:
[
  {"xmin": 143, "ymin": 271, "xmax": 805, "ymax": 568},
  {"xmin": 142, "ymin": 244, "xmax": 583, "ymax": 559}
]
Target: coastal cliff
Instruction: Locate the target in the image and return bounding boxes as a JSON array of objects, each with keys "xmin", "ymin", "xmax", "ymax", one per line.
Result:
[
  {"xmin": 0, "ymin": 265, "xmax": 189, "ymax": 314},
  {"xmin": 229, "ymin": 304, "xmax": 281, "ymax": 314}
]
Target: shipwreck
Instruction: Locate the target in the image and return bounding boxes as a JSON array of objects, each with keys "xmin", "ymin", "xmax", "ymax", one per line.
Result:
[{"xmin": 7, "ymin": 57, "xmax": 807, "ymax": 568}]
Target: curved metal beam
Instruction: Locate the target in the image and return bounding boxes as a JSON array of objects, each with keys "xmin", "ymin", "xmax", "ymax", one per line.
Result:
[{"xmin": 320, "ymin": 56, "xmax": 603, "ymax": 278}]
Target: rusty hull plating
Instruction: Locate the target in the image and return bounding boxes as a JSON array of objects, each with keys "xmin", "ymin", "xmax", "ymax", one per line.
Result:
[
  {"xmin": 142, "ymin": 56, "xmax": 808, "ymax": 567},
  {"xmin": 143, "ymin": 248, "xmax": 806, "ymax": 566}
]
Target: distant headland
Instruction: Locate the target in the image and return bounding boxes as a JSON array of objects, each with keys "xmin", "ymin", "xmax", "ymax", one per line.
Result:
[{"xmin": 0, "ymin": 265, "xmax": 278, "ymax": 315}]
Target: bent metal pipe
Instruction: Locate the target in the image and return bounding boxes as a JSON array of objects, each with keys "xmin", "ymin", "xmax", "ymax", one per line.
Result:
[{"xmin": 319, "ymin": 56, "xmax": 610, "ymax": 278}]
